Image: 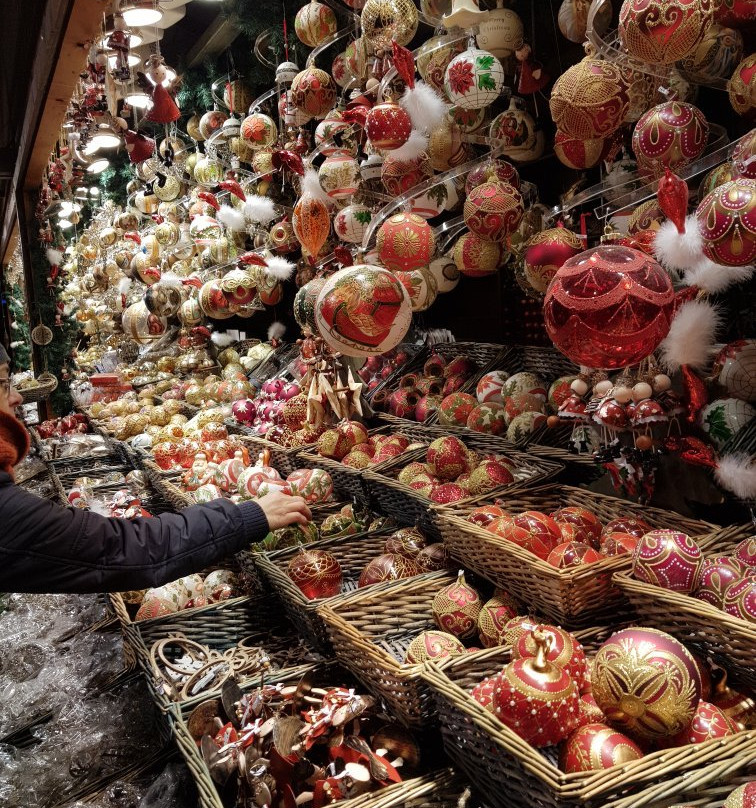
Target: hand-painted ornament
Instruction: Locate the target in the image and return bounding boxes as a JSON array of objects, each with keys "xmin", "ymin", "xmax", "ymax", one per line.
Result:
[
  {"xmin": 554, "ymin": 132, "xmax": 606, "ymax": 170},
  {"xmin": 713, "ymin": 340, "xmax": 756, "ymax": 403},
  {"xmin": 290, "ymin": 67, "xmax": 336, "ymax": 118},
  {"xmin": 476, "ymin": 370, "xmax": 508, "ymax": 404},
  {"xmin": 632, "ymin": 530, "xmax": 703, "ymax": 592},
  {"xmin": 396, "ymin": 268, "xmax": 438, "ymax": 312},
  {"xmin": 432, "ymin": 570, "xmax": 483, "ymax": 639},
  {"xmin": 240, "ymin": 113, "xmax": 278, "ymax": 150},
  {"xmin": 476, "ymin": 4, "xmax": 524, "ymax": 58},
  {"xmin": 331, "ymin": 52, "xmax": 349, "ymax": 88},
  {"xmin": 287, "ymin": 548, "xmax": 342, "ymax": 599},
  {"xmin": 619, "ymin": 0, "xmax": 715, "ymax": 65},
  {"xmin": 699, "ymin": 397, "xmax": 756, "ymax": 449},
  {"xmin": 384, "ymin": 526, "xmax": 427, "ymax": 559},
  {"xmin": 502, "ymin": 373, "xmax": 547, "ymax": 401},
  {"xmin": 489, "ymin": 97, "xmax": 539, "ymax": 161},
  {"xmin": 723, "ymin": 782, "xmax": 756, "ymax": 808},
  {"xmin": 477, "ymin": 593, "xmax": 519, "ymax": 647},
  {"xmin": 122, "ymin": 301, "xmax": 168, "ymax": 345},
  {"xmin": 723, "ymin": 578, "xmax": 756, "ymax": 622},
  {"xmin": 377, "ymin": 213, "xmax": 436, "ymax": 273},
  {"xmin": 381, "ymin": 153, "xmax": 433, "ymax": 197},
  {"xmin": 315, "ymin": 110, "xmax": 353, "ymax": 156},
  {"xmin": 463, "ymin": 182, "xmax": 523, "ymax": 244},
  {"xmin": 358, "ymin": 553, "xmax": 422, "ymax": 587},
  {"xmin": 315, "ymin": 265, "xmax": 412, "ymax": 358},
  {"xmin": 493, "ymin": 627, "xmax": 581, "ymax": 747},
  {"xmin": 417, "ymin": 34, "xmax": 466, "ymax": 93},
  {"xmin": 472, "ymin": 674, "xmax": 499, "ymax": 711},
  {"xmin": 286, "ymin": 468, "xmax": 334, "ymax": 504},
  {"xmin": 728, "ymin": 54, "xmax": 756, "ymax": 116},
  {"xmin": 452, "ymin": 232, "xmax": 503, "ymax": 276},
  {"xmin": 632, "ymin": 102, "xmax": 709, "ymax": 178},
  {"xmin": 548, "ymin": 541, "xmax": 604, "ymax": 568},
  {"xmin": 560, "ymin": 723, "xmax": 644, "ymax": 773},
  {"xmin": 591, "ymin": 627, "xmax": 702, "ymax": 740},
  {"xmin": 696, "ymin": 178, "xmax": 756, "ymax": 268},
  {"xmin": 198, "ymin": 110, "xmax": 228, "ymax": 141},
  {"xmin": 558, "ymin": 0, "xmax": 611, "ymax": 43},
  {"xmin": 404, "ymin": 630, "xmax": 465, "ymax": 663},
  {"xmin": 735, "ymin": 536, "xmax": 756, "ymax": 569},
  {"xmin": 550, "ymin": 506, "xmax": 602, "ymax": 548},
  {"xmin": 444, "ymin": 49, "xmax": 505, "ymax": 111},
  {"xmin": 544, "ymin": 245, "xmax": 675, "ymax": 370},
  {"xmin": 600, "ymin": 532, "xmax": 640, "ymax": 556},
  {"xmin": 513, "ymin": 624, "xmax": 589, "ymax": 690},
  {"xmin": 361, "ymin": 0, "xmax": 419, "ymax": 49},
  {"xmin": 319, "ymin": 154, "xmax": 360, "ymax": 201},
  {"xmin": 366, "ymin": 101, "xmax": 412, "ymax": 151},
  {"xmin": 295, "ymin": 0, "xmax": 338, "ymax": 47},
  {"xmin": 293, "ymin": 195, "xmax": 330, "ymax": 258},
  {"xmin": 669, "ymin": 700, "xmax": 739, "ymax": 747},
  {"xmin": 549, "ymin": 58, "xmax": 629, "ymax": 140},
  {"xmin": 335, "ymin": 204, "xmax": 372, "ymax": 244},
  {"xmin": 681, "ymin": 23, "xmax": 743, "ymax": 82},
  {"xmin": 523, "ymin": 228, "xmax": 583, "ymax": 295}
]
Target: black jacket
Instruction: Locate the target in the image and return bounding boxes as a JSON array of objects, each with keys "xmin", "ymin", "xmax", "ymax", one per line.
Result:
[{"xmin": 0, "ymin": 472, "xmax": 269, "ymax": 593}]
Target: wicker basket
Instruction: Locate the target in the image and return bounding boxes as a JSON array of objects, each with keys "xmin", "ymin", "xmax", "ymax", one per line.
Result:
[
  {"xmin": 421, "ymin": 648, "xmax": 756, "ymax": 808},
  {"xmin": 318, "ymin": 570, "xmax": 486, "ymax": 727},
  {"xmin": 364, "ymin": 341, "xmax": 426, "ymax": 403},
  {"xmin": 433, "ymin": 485, "xmax": 719, "ymax": 627},
  {"xmin": 141, "ymin": 459, "xmax": 194, "ymax": 509},
  {"xmin": 231, "ymin": 430, "xmax": 304, "ymax": 477},
  {"xmin": 364, "ymin": 441, "xmax": 563, "ymax": 540},
  {"xmin": 614, "ymin": 523, "xmax": 756, "ymax": 695}
]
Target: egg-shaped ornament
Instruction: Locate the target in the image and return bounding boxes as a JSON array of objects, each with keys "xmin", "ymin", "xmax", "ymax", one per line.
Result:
[
  {"xmin": 699, "ymin": 397, "xmax": 756, "ymax": 449},
  {"xmin": 713, "ymin": 339, "xmax": 756, "ymax": 403},
  {"xmin": 463, "ymin": 182, "xmax": 523, "ymax": 244},
  {"xmin": 334, "ymin": 204, "xmax": 372, "ymax": 244},
  {"xmin": 453, "ymin": 232, "xmax": 503, "ymax": 277},
  {"xmin": 331, "ymin": 52, "xmax": 350, "ymax": 88},
  {"xmin": 287, "ymin": 547, "xmax": 342, "ymax": 599},
  {"xmin": 428, "ymin": 255, "xmax": 460, "ymax": 293},
  {"xmin": 315, "ymin": 266, "xmax": 412, "ymax": 357},
  {"xmin": 445, "ymin": 49, "xmax": 504, "ymax": 110},
  {"xmin": 290, "ymin": 67, "xmax": 336, "ymax": 119},
  {"xmin": 319, "ymin": 153, "xmax": 360, "ymax": 201},
  {"xmin": 432, "ymin": 571, "xmax": 483, "ymax": 639},
  {"xmin": 199, "ymin": 109, "xmax": 229, "ymax": 141},
  {"xmin": 239, "ymin": 113, "xmax": 278, "ymax": 150},
  {"xmin": 404, "ymin": 630, "xmax": 465, "ymax": 663},
  {"xmin": 122, "ymin": 301, "xmax": 168, "ymax": 346},
  {"xmin": 293, "ymin": 195, "xmax": 331, "ymax": 258},
  {"xmin": 178, "ymin": 296, "xmax": 203, "ymax": 326},
  {"xmin": 549, "ymin": 57, "xmax": 629, "ymax": 140},
  {"xmin": 631, "ymin": 530, "xmax": 703, "ymax": 593},
  {"xmin": 361, "ymin": 0, "xmax": 419, "ymax": 50},
  {"xmin": 632, "ymin": 101, "xmax": 709, "ymax": 178},
  {"xmin": 377, "ymin": 213, "xmax": 436, "ymax": 273},
  {"xmin": 522, "ymin": 227, "xmax": 583, "ymax": 295},
  {"xmin": 696, "ymin": 178, "xmax": 756, "ymax": 268},
  {"xmin": 199, "ymin": 279, "xmax": 235, "ymax": 319},
  {"xmin": 680, "ymin": 23, "xmax": 743, "ymax": 82},
  {"xmin": 295, "ymin": 0, "xmax": 338, "ymax": 47},
  {"xmin": 592, "ymin": 627, "xmax": 702, "ymax": 740},
  {"xmin": 476, "ymin": 3, "xmax": 524, "ymax": 59},
  {"xmin": 417, "ymin": 34, "xmax": 467, "ymax": 93},
  {"xmin": 560, "ymin": 724, "xmax": 644, "ymax": 773},
  {"xmin": 366, "ymin": 101, "xmax": 412, "ymax": 151},
  {"xmin": 728, "ymin": 53, "xmax": 756, "ymax": 117},
  {"xmin": 619, "ymin": 0, "xmax": 715, "ymax": 65},
  {"xmin": 543, "ymin": 245, "xmax": 676, "ymax": 370},
  {"xmin": 359, "ymin": 553, "xmax": 422, "ymax": 588},
  {"xmin": 396, "ymin": 268, "xmax": 438, "ymax": 312}
]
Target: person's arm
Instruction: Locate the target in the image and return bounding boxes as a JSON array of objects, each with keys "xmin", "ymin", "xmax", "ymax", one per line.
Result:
[{"xmin": 0, "ymin": 478, "xmax": 285, "ymax": 594}]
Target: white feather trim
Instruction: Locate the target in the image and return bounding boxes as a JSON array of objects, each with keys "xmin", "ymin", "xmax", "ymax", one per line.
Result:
[
  {"xmin": 217, "ymin": 204, "xmax": 247, "ymax": 231},
  {"xmin": 715, "ymin": 453, "xmax": 756, "ymax": 501},
  {"xmin": 387, "ymin": 130, "xmax": 429, "ymax": 162},
  {"xmin": 243, "ymin": 195, "xmax": 277, "ymax": 225},
  {"xmin": 158, "ymin": 272, "xmax": 183, "ymax": 288},
  {"xmin": 400, "ymin": 81, "xmax": 448, "ymax": 135},
  {"xmin": 46, "ymin": 248, "xmax": 63, "ymax": 266},
  {"xmin": 683, "ymin": 259, "xmax": 754, "ymax": 294},
  {"xmin": 659, "ymin": 299, "xmax": 721, "ymax": 372},
  {"xmin": 301, "ymin": 167, "xmax": 334, "ymax": 208},
  {"xmin": 268, "ymin": 322, "xmax": 286, "ymax": 341},
  {"xmin": 653, "ymin": 216, "xmax": 703, "ymax": 274},
  {"xmin": 117, "ymin": 277, "xmax": 133, "ymax": 296},
  {"xmin": 211, "ymin": 332, "xmax": 235, "ymax": 347},
  {"xmin": 264, "ymin": 256, "xmax": 296, "ymax": 281}
]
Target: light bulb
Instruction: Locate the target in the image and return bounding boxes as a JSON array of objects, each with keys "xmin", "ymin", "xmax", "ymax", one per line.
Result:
[
  {"xmin": 59, "ymin": 219, "xmax": 74, "ymax": 230},
  {"xmin": 124, "ymin": 92, "xmax": 151, "ymax": 109},
  {"xmin": 121, "ymin": 2, "xmax": 163, "ymax": 27},
  {"xmin": 87, "ymin": 159, "xmax": 110, "ymax": 174}
]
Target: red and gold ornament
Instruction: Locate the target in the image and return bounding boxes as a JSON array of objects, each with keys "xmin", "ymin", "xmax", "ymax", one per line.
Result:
[
  {"xmin": 452, "ymin": 232, "xmax": 503, "ymax": 277},
  {"xmin": 522, "ymin": 228, "xmax": 583, "ymax": 295},
  {"xmin": 432, "ymin": 570, "xmax": 483, "ymax": 639},
  {"xmin": 513, "ymin": 624, "xmax": 589, "ymax": 691},
  {"xmin": 551, "ymin": 506, "xmax": 603, "ymax": 548},
  {"xmin": 632, "ymin": 101, "xmax": 709, "ymax": 178},
  {"xmin": 477, "ymin": 593, "xmax": 519, "ymax": 647},
  {"xmin": 632, "ymin": 529, "xmax": 703, "ymax": 593},
  {"xmin": 376, "ymin": 213, "xmax": 436, "ymax": 273},
  {"xmin": 548, "ymin": 541, "xmax": 605, "ymax": 568},
  {"xmin": 560, "ymin": 723, "xmax": 644, "ymax": 773},
  {"xmin": 695, "ymin": 556, "xmax": 746, "ymax": 609},
  {"xmin": 358, "ymin": 553, "xmax": 421, "ymax": 587},
  {"xmin": 696, "ymin": 178, "xmax": 756, "ymax": 268},
  {"xmin": 669, "ymin": 700, "xmax": 739, "ymax": 746},
  {"xmin": 426, "ymin": 435, "xmax": 469, "ymax": 480},
  {"xmin": 290, "ymin": 67, "xmax": 336, "ymax": 118},
  {"xmin": 366, "ymin": 101, "xmax": 412, "ymax": 151},
  {"xmin": 404, "ymin": 630, "xmax": 465, "ymax": 663},
  {"xmin": 287, "ymin": 547, "xmax": 343, "ymax": 599},
  {"xmin": 463, "ymin": 182, "xmax": 523, "ymax": 244},
  {"xmin": 723, "ymin": 578, "xmax": 756, "ymax": 623}
]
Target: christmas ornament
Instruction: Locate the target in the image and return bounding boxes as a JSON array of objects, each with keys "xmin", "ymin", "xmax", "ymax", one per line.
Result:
[
  {"xmin": 670, "ymin": 700, "xmax": 739, "ymax": 746},
  {"xmin": 723, "ymin": 578, "xmax": 756, "ymax": 622},
  {"xmin": 366, "ymin": 101, "xmax": 413, "ymax": 151},
  {"xmin": 549, "ymin": 58, "xmax": 629, "ymax": 140},
  {"xmin": 489, "ymin": 97, "xmax": 539, "ymax": 161},
  {"xmin": 384, "ymin": 527, "xmax": 427, "ymax": 559},
  {"xmin": 680, "ymin": 23, "xmax": 743, "ymax": 82},
  {"xmin": 728, "ymin": 53, "xmax": 756, "ymax": 116},
  {"xmin": 560, "ymin": 723, "xmax": 644, "ymax": 773},
  {"xmin": 713, "ymin": 340, "xmax": 756, "ymax": 403},
  {"xmin": 396, "ymin": 268, "xmax": 438, "ymax": 312},
  {"xmin": 286, "ymin": 468, "xmax": 334, "ymax": 504},
  {"xmin": 696, "ymin": 178, "xmax": 756, "ymax": 268},
  {"xmin": 548, "ymin": 541, "xmax": 604, "ymax": 568},
  {"xmin": 476, "ymin": 370, "xmax": 508, "ymax": 404},
  {"xmin": 358, "ymin": 553, "xmax": 422, "ymax": 587},
  {"xmin": 404, "ymin": 630, "xmax": 465, "ymax": 663},
  {"xmin": 551, "ymin": 506, "xmax": 602, "ymax": 548},
  {"xmin": 432, "ymin": 571, "xmax": 483, "ymax": 639},
  {"xmin": 417, "ymin": 35, "xmax": 466, "ymax": 93},
  {"xmin": 477, "ymin": 593, "xmax": 518, "ymax": 647},
  {"xmin": 293, "ymin": 195, "xmax": 331, "ymax": 258},
  {"xmin": 619, "ymin": 0, "xmax": 715, "ymax": 65},
  {"xmin": 315, "ymin": 266, "xmax": 412, "ymax": 358},
  {"xmin": 377, "ymin": 213, "xmax": 436, "ymax": 273},
  {"xmin": 699, "ymin": 398, "xmax": 756, "ymax": 449},
  {"xmin": 476, "ymin": 1, "xmax": 524, "ymax": 58},
  {"xmin": 632, "ymin": 102, "xmax": 709, "ymax": 178},
  {"xmin": 543, "ymin": 245, "xmax": 676, "ymax": 370},
  {"xmin": 335, "ymin": 204, "xmax": 372, "ymax": 244},
  {"xmin": 735, "ymin": 536, "xmax": 756, "ymax": 568},
  {"xmin": 463, "ymin": 182, "xmax": 523, "ymax": 244},
  {"xmin": 295, "ymin": 0, "xmax": 338, "ymax": 47},
  {"xmin": 522, "ymin": 228, "xmax": 583, "ymax": 295},
  {"xmin": 492, "ymin": 627, "xmax": 581, "ymax": 747},
  {"xmin": 591, "ymin": 627, "xmax": 702, "ymax": 740},
  {"xmin": 632, "ymin": 530, "xmax": 704, "ymax": 593},
  {"xmin": 287, "ymin": 547, "xmax": 343, "ymax": 599},
  {"xmin": 315, "ymin": 111, "xmax": 355, "ymax": 156},
  {"xmin": 468, "ymin": 404, "xmax": 508, "ymax": 435},
  {"xmin": 723, "ymin": 782, "xmax": 756, "ymax": 808},
  {"xmin": 381, "ymin": 153, "xmax": 433, "ymax": 196},
  {"xmin": 361, "ymin": 0, "xmax": 419, "ymax": 49},
  {"xmin": 240, "ymin": 113, "xmax": 278, "ymax": 150},
  {"xmin": 452, "ymin": 232, "xmax": 503, "ymax": 276},
  {"xmin": 695, "ymin": 557, "xmax": 746, "ymax": 608},
  {"xmin": 558, "ymin": 0, "xmax": 611, "ymax": 43},
  {"xmin": 554, "ymin": 132, "xmax": 606, "ymax": 170},
  {"xmin": 319, "ymin": 154, "xmax": 360, "ymax": 201},
  {"xmin": 444, "ymin": 49, "xmax": 505, "ymax": 111},
  {"xmin": 291, "ymin": 68, "xmax": 337, "ymax": 118},
  {"xmin": 513, "ymin": 624, "xmax": 589, "ymax": 690}
]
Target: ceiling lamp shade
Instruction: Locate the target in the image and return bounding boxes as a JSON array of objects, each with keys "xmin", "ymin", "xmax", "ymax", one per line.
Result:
[
  {"xmin": 89, "ymin": 124, "xmax": 124, "ymax": 150},
  {"xmin": 87, "ymin": 159, "xmax": 111, "ymax": 174},
  {"xmin": 124, "ymin": 92, "xmax": 152, "ymax": 109},
  {"xmin": 107, "ymin": 53, "xmax": 141, "ymax": 70},
  {"xmin": 121, "ymin": 1, "xmax": 163, "ymax": 27}
]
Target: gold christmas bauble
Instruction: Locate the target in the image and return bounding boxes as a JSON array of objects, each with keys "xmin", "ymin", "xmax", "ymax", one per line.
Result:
[{"xmin": 361, "ymin": 0, "xmax": 418, "ymax": 50}]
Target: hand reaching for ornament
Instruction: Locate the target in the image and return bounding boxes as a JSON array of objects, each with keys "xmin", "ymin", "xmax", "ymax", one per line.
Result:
[{"xmin": 255, "ymin": 491, "xmax": 312, "ymax": 530}]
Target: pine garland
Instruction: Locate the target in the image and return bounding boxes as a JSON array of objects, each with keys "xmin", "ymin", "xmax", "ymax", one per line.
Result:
[
  {"xmin": 8, "ymin": 283, "xmax": 31, "ymax": 371},
  {"xmin": 98, "ymin": 152, "xmax": 133, "ymax": 203}
]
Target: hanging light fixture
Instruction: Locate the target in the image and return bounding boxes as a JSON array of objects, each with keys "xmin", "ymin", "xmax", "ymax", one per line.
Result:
[
  {"xmin": 121, "ymin": 1, "xmax": 163, "ymax": 27},
  {"xmin": 107, "ymin": 52, "xmax": 141, "ymax": 70},
  {"xmin": 89, "ymin": 124, "xmax": 124, "ymax": 150},
  {"xmin": 87, "ymin": 159, "xmax": 111, "ymax": 174},
  {"xmin": 124, "ymin": 92, "xmax": 152, "ymax": 109}
]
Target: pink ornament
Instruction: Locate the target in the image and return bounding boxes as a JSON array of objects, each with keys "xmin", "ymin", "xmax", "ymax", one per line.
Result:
[
  {"xmin": 232, "ymin": 398, "xmax": 257, "ymax": 424},
  {"xmin": 723, "ymin": 578, "xmax": 756, "ymax": 622},
  {"xmin": 543, "ymin": 245, "xmax": 676, "ymax": 370},
  {"xmin": 632, "ymin": 529, "xmax": 703, "ymax": 593},
  {"xmin": 695, "ymin": 556, "xmax": 746, "ymax": 608},
  {"xmin": 735, "ymin": 536, "xmax": 756, "ymax": 568},
  {"xmin": 281, "ymin": 382, "xmax": 301, "ymax": 400},
  {"xmin": 632, "ymin": 102, "xmax": 709, "ymax": 178}
]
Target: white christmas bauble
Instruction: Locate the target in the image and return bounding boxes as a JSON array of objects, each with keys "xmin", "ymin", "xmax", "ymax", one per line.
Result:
[
  {"xmin": 427, "ymin": 255, "xmax": 460, "ymax": 293},
  {"xmin": 444, "ymin": 49, "xmax": 505, "ymax": 110},
  {"xmin": 476, "ymin": 6, "xmax": 524, "ymax": 59},
  {"xmin": 334, "ymin": 204, "xmax": 373, "ymax": 244}
]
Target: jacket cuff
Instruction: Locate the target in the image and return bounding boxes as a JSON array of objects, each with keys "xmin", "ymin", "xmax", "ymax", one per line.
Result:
[{"xmin": 237, "ymin": 500, "xmax": 270, "ymax": 543}]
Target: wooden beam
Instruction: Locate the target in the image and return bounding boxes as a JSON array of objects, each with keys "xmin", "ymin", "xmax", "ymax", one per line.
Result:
[{"xmin": 186, "ymin": 14, "xmax": 241, "ymax": 68}]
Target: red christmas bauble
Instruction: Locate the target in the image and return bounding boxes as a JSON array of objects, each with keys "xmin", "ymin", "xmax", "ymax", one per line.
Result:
[
  {"xmin": 467, "ymin": 504, "xmax": 509, "ymax": 527},
  {"xmin": 554, "ymin": 131, "xmax": 606, "ymax": 169},
  {"xmin": 602, "ymin": 517, "xmax": 653, "ymax": 539},
  {"xmin": 696, "ymin": 178, "xmax": 756, "ymax": 267},
  {"xmin": 723, "ymin": 577, "xmax": 756, "ymax": 622},
  {"xmin": 290, "ymin": 67, "xmax": 336, "ymax": 118},
  {"xmin": 493, "ymin": 629, "xmax": 580, "ymax": 747},
  {"xmin": 728, "ymin": 53, "xmax": 756, "ymax": 116},
  {"xmin": 513, "ymin": 624, "xmax": 589, "ymax": 691},
  {"xmin": 477, "ymin": 593, "xmax": 519, "ymax": 647},
  {"xmin": 381, "ymin": 154, "xmax": 433, "ymax": 197},
  {"xmin": 358, "ymin": 553, "xmax": 421, "ymax": 587},
  {"xmin": 600, "ymin": 531, "xmax": 640, "ymax": 556},
  {"xmin": 376, "ymin": 213, "xmax": 436, "ymax": 273},
  {"xmin": 735, "ymin": 535, "xmax": 756, "ymax": 568},
  {"xmin": 632, "ymin": 530, "xmax": 703, "ymax": 593},
  {"xmin": 366, "ymin": 101, "xmax": 412, "ymax": 150},
  {"xmin": 523, "ymin": 228, "xmax": 583, "ymax": 295},
  {"xmin": 463, "ymin": 181, "xmax": 524, "ymax": 244},
  {"xmin": 592, "ymin": 627, "xmax": 702, "ymax": 740},
  {"xmin": 416, "ymin": 542, "xmax": 453, "ymax": 571},
  {"xmin": 695, "ymin": 556, "xmax": 746, "ymax": 608},
  {"xmin": 405, "ymin": 630, "xmax": 465, "ymax": 663},
  {"xmin": 287, "ymin": 548, "xmax": 343, "ymax": 599},
  {"xmin": 426, "ymin": 435, "xmax": 469, "ymax": 480},
  {"xmin": 543, "ymin": 245, "xmax": 676, "ymax": 370},
  {"xmin": 632, "ymin": 101, "xmax": 709, "ymax": 178},
  {"xmin": 669, "ymin": 700, "xmax": 739, "ymax": 746},
  {"xmin": 471, "ymin": 674, "xmax": 500, "ymax": 711},
  {"xmin": 512, "ymin": 511, "xmax": 564, "ymax": 553},
  {"xmin": 560, "ymin": 723, "xmax": 644, "ymax": 773},
  {"xmin": 465, "ymin": 159, "xmax": 520, "ymax": 193},
  {"xmin": 716, "ymin": 0, "xmax": 756, "ymax": 27},
  {"xmin": 551, "ymin": 506, "xmax": 603, "ymax": 548},
  {"xmin": 432, "ymin": 570, "xmax": 483, "ymax": 639},
  {"xmin": 723, "ymin": 782, "xmax": 756, "ymax": 808},
  {"xmin": 548, "ymin": 541, "xmax": 605, "ymax": 568},
  {"xmin": 384, "ymin": 526, "xmax": 427, "ymax": 559}
]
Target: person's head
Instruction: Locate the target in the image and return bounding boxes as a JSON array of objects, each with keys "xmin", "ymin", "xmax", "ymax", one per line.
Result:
[{"xmin": 0, "ymin": 345, "xmax": 23, "ymax": 415}]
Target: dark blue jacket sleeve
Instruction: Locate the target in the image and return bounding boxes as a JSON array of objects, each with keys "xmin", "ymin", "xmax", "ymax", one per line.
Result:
[{"xmin": 0, "ymin": 473, "xmax": 269, "ymax": 593}]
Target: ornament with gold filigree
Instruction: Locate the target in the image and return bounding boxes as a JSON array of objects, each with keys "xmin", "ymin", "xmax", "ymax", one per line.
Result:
[
  {"xmin": 287, "ymin": 547, "xmax": 342, "ymax": 600},
  {"xmin": 463, "ymin": 181, "xmax": 523, "ymax": 244},
  {"xmin": 560, "ymin": 723, "xmax": 644, "ymax": 773},
  {"xmin": 452, "ymin": 232, "xmax": 503, "ymax": 277},
  {"xmin": 432, "ymin": 571, "xmax": 483, "ymax": 639},
  {"xmin": 404, "ymin": 630, "xmax": 465, "ymax": 664},
  {"xmin": 361, "ymin": 0, "xmax": 418, "ymax": 50}
]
